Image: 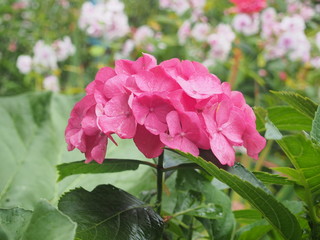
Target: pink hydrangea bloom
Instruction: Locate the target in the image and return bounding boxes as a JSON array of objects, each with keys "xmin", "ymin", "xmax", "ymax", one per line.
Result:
[{"xmin": 65, "ymin": 53, "xmax": 266, "ymax": 166}]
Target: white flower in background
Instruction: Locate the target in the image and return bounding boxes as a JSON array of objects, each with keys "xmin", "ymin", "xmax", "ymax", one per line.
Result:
[
  {"xmin": 233, "ymin": 13, "xmax": 259, "ymax": 36},
  {"xmin": 280, "ymin": 15, "xmax": 305, "ymax": 32},
  {"xmin": 134, "ymin": 26, "xmax": 154, "ymax": 45},
  {"xmin": 78, "ymin": 0, "xmax": 129, "ymax": 40},
  {"xmin": 53, "ymin": 36, "xmax": 76, "ymax": 61},
  {"xmin": 43, "ymin": 75, "xmax": 60, "ymax": 92},
  {"xmin": 16, "ymin": 55, "xmax": 32, "ymax": 74},
  {"xmin": 33, "ymin": 40, "xmax": 58, "ymax": 72},
  {"xmin": 178, "ymin": 20, "xmax": 191, "ymax": 45},
  {"xmin": 159, "ymin": 0, "xmax": 206, "ymax": 16},
  {"xmin": 121, "ymin": 39, "xmax": 135, "ymax": 57},
  {"xmin": 261, "ymin": 7, "xmax": 277, "ymax": 23},
  {"xmin": 159, "ymin": 0, "xmax": 190, "ymax": 15},
  {"xmin": 216, "ymin": 24, "xmax": 235, "ymax": 42},
  {"xmin": 286, "ymin": 0, "xmax": 315, "ymax": 21},
  {"xmin": 207, "ymin": 24, "xmax": 235, "ymax": 65},
  {"xmin": 191, "ymin": 22, "xmax": 210, "ymax": 42}
]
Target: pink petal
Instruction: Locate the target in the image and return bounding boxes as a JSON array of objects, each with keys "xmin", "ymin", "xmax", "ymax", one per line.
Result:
[
  {"xmin": 166, "ymin": 111, "xmax": 182, "ymax": 136},
  {"xmin": 86, "ymin": 67, "xmax": 116, "ymax": 94},
  {"xmin": 215, "ymin": 100, "xmax": 232, "ymax": 127},
  {"xmin": 98, "ymin": 95, "xmax": 136, "ymax": 138},
  {"xmin": 85, "ymin": 134, "xmax": 108, "ymax": 164},
  {"xmin": 177, "ymin": 73, "xmax": 222, "ymax": 99},
  {"xmin": 160, "ymin": 134, "xmax": 199, "ymax": 156},
  {"xmin": 103, "ymin": 74, "xmax": 128, "ymax": 99},
  {"xmin": 209, "ymin": 133, "xmax": 235, "ymax": 166},
  {"xmin": 82, "ymin": 106, "xmax": 99, "ymax": 136},
  {"xmin": 243, "ymin": 126, "xmax": 266, "ymax": 160},
  {"xmin": 220, "ymin": 109, "xmax": 245, "ymax": 145},
  {"xmin": 134, "ymin": 124, "xmax": 164, "ymax": 158}
]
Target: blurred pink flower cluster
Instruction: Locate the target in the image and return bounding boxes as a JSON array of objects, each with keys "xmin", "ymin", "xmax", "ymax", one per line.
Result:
[
  {"xmin": 159, "ymin": 0, "xmax": 206, "ymax": 16},
  {"xmin": 78, "ymin": 0, "xmax": 129, "ymax": 40},
  {"xmin": 16, "ymin": 37, "xmax": 75, "ymax": 91},
  {"xmin": 230, "ymin": 0, "xmax": 267, "ymax": 14},
  {"xmin": 65, "ymin": 54, "xmax": 266, "ymax": 166}
]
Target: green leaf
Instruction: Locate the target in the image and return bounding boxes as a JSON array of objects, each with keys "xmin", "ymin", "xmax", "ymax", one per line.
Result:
[
  {"xmin": 233, "ymin": 209, "xmax": 262, "ymax": 221},
  {"xmin": 0, "ymin": 200, "xmax": 76, "ymax": 240},
  {"xmin": 311, "ymin": 106, "xmax": 320, "ymax": 142},
  {"xmin": 57, "ymin": 159, "xmax": 150, "ymax": 181},
  {"xmin": 271, "ymin": 167, "xmax": 301, "ymax": 183},
  {"xmin": 0, "ymin": 93, "xmax": 155, "ymax": 209},
  {"xmin": 174, "ymin": 150, "xmax": 302, "ymax": 240},
  {"xmin": 229, "ymin": 163, "xmax": 271, "ymax": 193},
  {"xmin": 253, "ymin": 171, "xmax": 295, "ymax": 185},
  {"xmin": 268, "ymin": 106, "xmax": 312, "ymax": 132},
  {"xmin": 58, "ymin": 184, "xmax": 163, "ymax": 240},
  {"xmin": 271, "ymin": 91, "xmax": 318, "ymax": 119},
  {"xmin": 183, "ymin": 203, "xmax": 223, "ymax": 219},
  {"xmin": 175, "ymin": 170, "xmax": 235, "ymax": 240},
  {"xmin": 277, "ymin": 135, "xmax": 320, "ymax": 214},
  {"xmin": 235, "ymin": 220, "xmax": 272, "ymax": 240}
]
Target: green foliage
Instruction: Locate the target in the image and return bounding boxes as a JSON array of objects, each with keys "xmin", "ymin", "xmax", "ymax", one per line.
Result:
[
  {"xmin": 271, "ymin": 91, "xmax": 318, "ymax": 120},
  {"xmin": 311, "ymin": 106, "xmax": 320, "ymax": 142},
  {"xmin": 58, "ymin": 184, "xmax": 163, "ymax": 240},
  {"xmin": 174, "ymin": 150, "xmax": 302, "ymax": 240},
  {"xmin": 0, "ymin": 200, "xmax": 76, "ymax": 240}
]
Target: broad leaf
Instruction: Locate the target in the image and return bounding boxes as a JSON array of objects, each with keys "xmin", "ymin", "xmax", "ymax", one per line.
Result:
[
  {"xmin": 311, "ymin": 106, "xmax": 320, "ymax": 142},
  {"xmin": 277, "ymin": 135, "xmax": 320, "ymax": 207},
  {"xmin": 57, "ymin": 159, "xmax": 148, "ymax": 181},
  {"xmin": 271, "ymin": 91, "xmax": 318, "ymax": 119},
  {"xmin": 271, "ymin": 167, "xmax": 301, "ymax": 183},
  {"xmin": 253, "ymin": 171, "xmax": 295, "ymax": 185},
  {"xmin": 174, "ymin": 150, "xmax": 302, "ymax": 240},
  {"xmin": 0, "ymin": 93, "xmax": 154, "ymax": 209},
  {"xmin": 58, "ymin": 184, "xmax": 163, "ymax": 240},
  {"xmin": 233, "ymin": 209, "xmax": 262, "ymax": 221},
  {"xmin": 0, "ymin": 200, "xmax": 76, "ymax": 240}
]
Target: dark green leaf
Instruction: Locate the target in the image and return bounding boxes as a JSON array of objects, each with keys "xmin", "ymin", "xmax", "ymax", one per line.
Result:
[
  {"xmin": 233, "ymin": 209, "xmax": 262, "ymax": 221},
  {"xmin": 174, "ymin": 150, "xmax": 302, "ymax": 240},
  {"xmin": 271, "ymin": 91, "xmax": 318, "ymax": 119},
  {"xmin": 253, "ymin": 171, "xmax": 295, "ymax": 185},
  {"xmin": 58, "ymin": 184, "xmax": 163, "ymax": 240},
  {"xmin": 182, "ymin": 203, "xmax": 223, "ymax": 219},
  {"xmin": 0, "ymin": 200, "xmax": 76, "ymax": 240},
  {"xmin": 57, "ymin": 159, "xmax": 151, "ymax": 181},
  {"xmin": 311, "ymin": 106, "xmax": 320, "ymax": 142},
  {"xmin": 229, "ymin": 163, "xmax": 272, "ymax": 193}
]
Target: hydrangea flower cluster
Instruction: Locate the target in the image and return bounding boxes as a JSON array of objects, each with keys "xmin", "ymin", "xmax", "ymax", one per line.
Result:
[
  {"xmin": 78, "ymin": 0, "xmax": 129, "ymax": 41},
  {"xmin": 65, "ymin": 54, "xmax": 266, "ymax": 166}
]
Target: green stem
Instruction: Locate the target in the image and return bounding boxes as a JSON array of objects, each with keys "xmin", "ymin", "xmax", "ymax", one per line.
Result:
[{"xmin": 156, "ymin": 153, "xmax": 164, "ymax": 214}]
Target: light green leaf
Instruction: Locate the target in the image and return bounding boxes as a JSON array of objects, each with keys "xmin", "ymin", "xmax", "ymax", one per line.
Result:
[
  {"xmin": 58, "ymin": 184, "xmax": 163, "ymax": 240},
  {"xmin": 268, "ymin": 106, "xmax": 312, "ymax": 132},
  {"xmin": 253, "ymin": 171, "xmax": 295, "ymax": 185},
  {"xmin": 183, "ymin": 203, "xmax": 223, "ymax": 219},
  {"xmin": 277, "ymin": 135, "xmax": 320, "ymax": 213},
  {"xmin": 0, "ymin": 93, "xmax": 154, "ymax": 209},
  {"xmin": 174, "ymin": 150, "xmax": 302, "ymax": 240},
  {"xmin": 271, "ymin": 167, "xmax": 301, "ymax": 183},
  {"xmin": 0, "ymin": 200, "xmax": 76, "ymax": 240},
  {"xmin": 271, "ymin": 91, "xmax": 318, "ymax": 119},
  {"xmin": 311, "ymin": 106, "xmax": 320, "ymax": 142}
]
